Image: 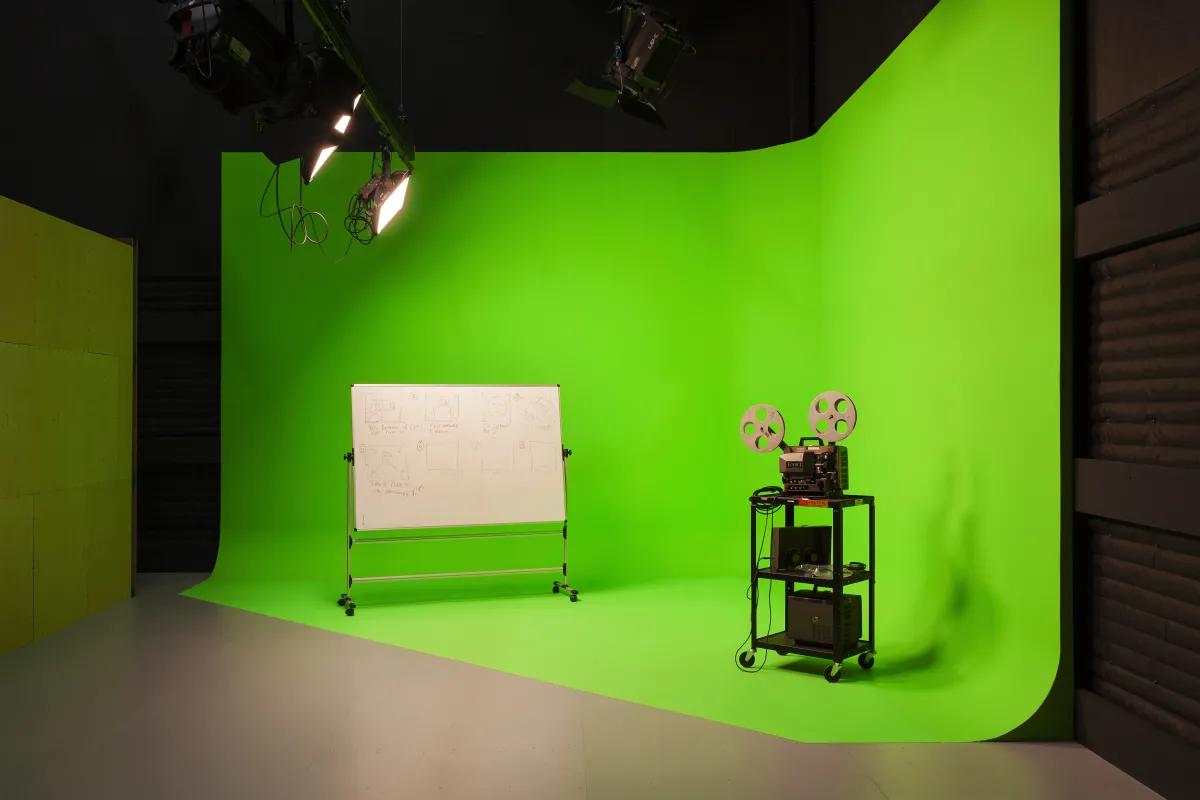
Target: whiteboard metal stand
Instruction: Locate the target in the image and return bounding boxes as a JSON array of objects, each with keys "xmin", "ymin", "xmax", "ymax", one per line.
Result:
[{"xmin": 337, "ymin": 448, "xmax": 578, "ymax": 616}]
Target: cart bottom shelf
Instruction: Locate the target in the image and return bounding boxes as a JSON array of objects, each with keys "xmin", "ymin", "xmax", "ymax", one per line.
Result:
[{"xmin": 755, "ymin": 632, "xmax": 873, "ymax": 662}]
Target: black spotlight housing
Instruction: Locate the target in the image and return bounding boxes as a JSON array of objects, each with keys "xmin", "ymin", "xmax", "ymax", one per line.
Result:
[
  {"xmin": 567, "ymin": 2, "xmax": 694, "ymax": 128},
  {"xmin": 163, "ymin": 1, "xmax": 365, "ymax": 184},
  {"xmin": 256, "ymin": 46, "xmax": 365, "ymax": 183},
  {"xmin": 163, "ymin": 0, "xmax": 292, "ymax": 112}
]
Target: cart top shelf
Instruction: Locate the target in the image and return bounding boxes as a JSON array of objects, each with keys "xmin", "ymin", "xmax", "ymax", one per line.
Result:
[{"xmin": 747, "ymin": 493, "xmax": 875, "ymax": 508}]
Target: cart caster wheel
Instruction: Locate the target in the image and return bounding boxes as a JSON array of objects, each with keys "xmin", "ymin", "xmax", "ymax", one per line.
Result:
[
  {"xmin": 738, "ymin": 651, "xmax": 756, "ymax": 668},
  {"xmin": 775, "ymin": 649, "xmax": 787, "ymax": 657},
  {"xmin": 858, "ymin": 652, "xmax": 875, "ymax": 670},
  {"xmin": 824, "ymin": 664, "xmax": 841, "ymax": 683},
  {"xmin": 552, "ymin": 584, "xmax": 560, "ymax": 594},
  {"xmin": 337, "ymin": 597, "xmax": 347, "ymax": 606},
  {"xmin": 569, "ymin": 593, "xmax": 578, "ymax": 602}
]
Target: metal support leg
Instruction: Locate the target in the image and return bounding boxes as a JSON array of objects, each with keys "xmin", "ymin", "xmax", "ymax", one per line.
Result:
[
  {"xmin": 832, "ymin": 507, "xmax": 844, "ymax": 666},
  {"xmin": 338, "ymin": 454, "xmax": 357, "ymax": 616},
  {"xmin": 552, "ymin": 447, "xmax": 579, "ymax": 602},
  {"xmin": 750, "ymin": 502, "xmax": 758, "ymax": 649},
  {"xmin": 868, "ymin": 499, "xmax": 876, "ymax": 656},
  {"xmin": 552, "ymin": 523, "xmax": 579, "ymax": 601}
]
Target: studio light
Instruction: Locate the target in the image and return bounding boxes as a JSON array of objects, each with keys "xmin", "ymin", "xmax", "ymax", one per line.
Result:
[
  {"xmin": 261, "ymin": 46, "xmax": 364, "ymax": 183},
  {"xmin": 346, "ymin": 148, "xmax": 412, "ymax": 243},
  {"xmin": 162, "ymin": 0, "xmax": 293, "ymax": 113},
  {"xmin": 373, "ymin": 171, "xmax": 411, "ymax": 234},
  {"xmin": 567, "ymin": 2, "xmax": 694, "ymax": 128},
  {"xmin": 164, "ymin": 1, "xmax": 419, "ymax": 253},
  {"xmin": 163, "ymin": 2, "xmax": 365, "ymax": 183}
]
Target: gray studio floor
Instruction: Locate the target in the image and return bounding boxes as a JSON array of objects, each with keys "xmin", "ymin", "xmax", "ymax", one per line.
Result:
[{"xmin": 0, "ymin": 575, "xmax": 1161, "ymax": 800}]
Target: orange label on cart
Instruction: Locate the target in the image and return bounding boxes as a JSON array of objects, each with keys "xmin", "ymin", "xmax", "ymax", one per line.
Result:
[{"xmin": 794, "ymin": 499, "xmax": 830, "ymax": 507}]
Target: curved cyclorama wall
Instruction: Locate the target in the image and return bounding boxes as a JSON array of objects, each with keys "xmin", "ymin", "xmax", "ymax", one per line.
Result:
[
  {"xmin": 195, "ymin": 0, "xmax": 1059, "ymax": 742},
  {"xmin": 813, "ymin": 0, "xmax": 1061, "ymax": 737}
]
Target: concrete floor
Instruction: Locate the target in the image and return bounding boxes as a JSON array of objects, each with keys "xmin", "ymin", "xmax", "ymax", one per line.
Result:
[{"xmin": 0, "ymin": 575, "xmax": 1161, "ymax": 800}]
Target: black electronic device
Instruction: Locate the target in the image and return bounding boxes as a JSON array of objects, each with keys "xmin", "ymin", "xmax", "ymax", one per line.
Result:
[
  {"xmin": 770, "ymin": 526, "xmax": 831, "ymax": 572},
  {"xmin": 566, "ymin": 2, "xmax": 694, "ymax": 128},
  {"xmin": 779, "ymin": 439, "xmax": 850, "ymax": 497},
  {"xmin": 740, "ymin": 391, "xmax": 857, "ymax": 498},
  {"xmin": 163, "ymin": 0, "xmax": 293, "ymax": 113},
  {"xmin": 787, "ymin": 593, "xmax": 862, "ymax": 650}
]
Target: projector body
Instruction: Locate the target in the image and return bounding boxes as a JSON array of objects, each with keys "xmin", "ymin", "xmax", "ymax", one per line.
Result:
[{"xmin": 779, "ymin": 440, "xmax": 850, "ymax": 497}]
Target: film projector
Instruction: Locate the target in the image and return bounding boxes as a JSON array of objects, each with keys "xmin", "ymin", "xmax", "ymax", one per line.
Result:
[{"xmin": 739, "ymin": 391, "xmax": 857, "ymax": 497}]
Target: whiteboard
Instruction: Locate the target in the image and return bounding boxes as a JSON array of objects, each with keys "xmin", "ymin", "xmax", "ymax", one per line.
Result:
[{"xmin": 350, "ymin": 384, "xmax": 567, "ymax": 531}]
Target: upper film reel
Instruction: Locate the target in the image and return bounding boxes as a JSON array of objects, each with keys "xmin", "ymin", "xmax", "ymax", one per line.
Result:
[
  {"xmin": 740, "ymin": 404, "xmax": 786, "ymax": 453},
  {"xmin": 808, "ymin": 391, "xmax": 857, "ymax": 442}
]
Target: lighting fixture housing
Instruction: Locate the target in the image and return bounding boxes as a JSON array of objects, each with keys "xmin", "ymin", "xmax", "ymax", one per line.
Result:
[
  {"xmin": 349, "ymin": 149, "xmax": 412, "ymax": 241},
  {"xmin": 163, "ymin": 0, "xmax": 293, "ymax": 112},
  {"xmin": 567, "ymin": 2, "xmax": 693, "ymax": 128}
]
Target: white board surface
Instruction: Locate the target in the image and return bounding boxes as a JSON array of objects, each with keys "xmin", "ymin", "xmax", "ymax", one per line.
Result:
[{"xmin": 350, "ymin": 384, "xmax": 566, "ymax": 531}]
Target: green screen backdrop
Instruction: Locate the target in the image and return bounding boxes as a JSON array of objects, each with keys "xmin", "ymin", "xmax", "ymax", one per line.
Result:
[{"xmin": 190, "ymin": 0, "xmax": 1062, "ymax": 742}]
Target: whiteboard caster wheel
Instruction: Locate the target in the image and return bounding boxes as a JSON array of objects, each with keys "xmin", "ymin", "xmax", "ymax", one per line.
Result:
[
  {"xmin": 824, "ymin": 663, "xmax": 842, "ymax": 683},
  {"xmin": 345, "ymin": 602, "xmax": 356, "ymax": 617},
  {"xmin": 738, "ymin": 651, "xmax": 756, "ymax": 668},
  {"xmin": 337, "ymin": 596, "xmax": 347, "ymax": 607},
  {"xmin": 552, "ymin": 583, "xmax": 560, "ymax": 594},
  {"xmin": 569, "ymin": 592, "xmax": 578, "ymax": 602},
  {"xmin": 858, "ymin": 652, "xmax": 875, "ymax": 670}
]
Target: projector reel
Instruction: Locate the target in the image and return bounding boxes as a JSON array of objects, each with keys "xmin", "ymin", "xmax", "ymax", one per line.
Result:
[
  {"xmin": 808, "ymin": 391, "xmax": 857, "ymax": 443},
  {"xmin": 740, "ymin": 405, "xmax": 786, "ymax": 453}
]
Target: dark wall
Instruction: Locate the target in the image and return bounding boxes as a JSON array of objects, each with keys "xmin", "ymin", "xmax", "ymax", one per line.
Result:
[
  {"xmin": 0, "ymin": 0, "xmax": 929, "ymax": 573},
  {"xmin": 1072, "ymin": 1, "xmax": 1200, "ymax": 797}
]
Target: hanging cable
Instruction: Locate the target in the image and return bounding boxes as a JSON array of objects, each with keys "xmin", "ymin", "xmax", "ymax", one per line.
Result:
[{"xmin": 258, "ymin": 164, "xmax": 354, "ymax": 262}]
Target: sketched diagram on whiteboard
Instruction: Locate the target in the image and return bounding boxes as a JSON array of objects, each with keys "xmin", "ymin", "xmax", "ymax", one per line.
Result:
[
  {"xmin": 523, "ymin": 396, "xmax": 557, "ymax": 427},
  {"xmin": 478, "ymin": 392, "xmax": 512, "ymax": 424},
  {"xmin": 364, "ymin": 394, "xmax": 402, "ymax": 423},
  {"xmin": 425, "ymin": 393, "xmax": 460, "ymax": 422},
  {"xmin": 529, "ymin": 441, "xmax": 561, "ymax": 473},
  {"xmin": 360, "ymin": 444, "xmax": 421, "ymax": 498},
  {"xmin": 480, "ymin": 440, "xmax": 516, "ymax": 471},
  {"xmin": 424, "ymin": 441, "xmax": 460, "ymax": 470}
]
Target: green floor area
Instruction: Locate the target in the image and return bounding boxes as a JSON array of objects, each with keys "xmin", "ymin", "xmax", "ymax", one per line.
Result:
[{"xmin": 184, "ymin": 575, "xmax": 1054, "ymax": 743}]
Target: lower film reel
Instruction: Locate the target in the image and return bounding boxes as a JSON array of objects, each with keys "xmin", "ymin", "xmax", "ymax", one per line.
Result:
[
  {"xmin": 740, "ymin": 404, "xmax": 786, "ymax": 453},
  {"xmin": 808, "ymin": 391, "xmax": 856, "ymax": 442}
]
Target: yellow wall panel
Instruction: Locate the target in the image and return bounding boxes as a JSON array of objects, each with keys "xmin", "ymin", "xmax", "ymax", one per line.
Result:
[
  {"xmin": 0, "ymin": 494, "xmax": 34, "ymax": 655},
  {"xmin": 86, "ymin": 480, "xmax": 132, "ymax": 615},
  {"xmin": 33, "ymin": 487, "xmax": 89, "ymax": 640},
  {"xmin": 117, "ymin": 356, "xmax": 133, "ymax": 478},
  {"xmin": 0, "ymin": 343, "xmax": 34, "ymax": 499},
  {"xmin": 33, "ymin": 228, "xmax": 91, "ymax": 353},
  {"xmin": 26, "ymin": 347, "xmax": 64, "ymax": 498},
  {"xmin": 1, "ymin": 194, "xmax": 134, "ymax": 650},
  {"xmin": 84, "ymin": 241, "xmax": 136, "ymax": 359},
  {"xmin": 0, "ymin": 197, "xmax": 38, "ymax": 346}
]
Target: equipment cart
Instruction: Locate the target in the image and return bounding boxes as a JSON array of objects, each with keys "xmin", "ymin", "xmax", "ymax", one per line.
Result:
[{"xmin": 739, "ymin": 493, "xmax": 875, "ymax": 683}]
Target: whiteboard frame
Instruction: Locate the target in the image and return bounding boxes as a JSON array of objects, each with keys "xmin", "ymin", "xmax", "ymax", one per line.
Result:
[
  {"xmin": 338, "ymin": 383, "xmax": 577, "ymax": 612},
  {"xmin": 350, "ymin": 383, "xmax": 567, "ymax": 532}
]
